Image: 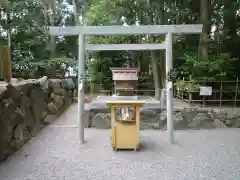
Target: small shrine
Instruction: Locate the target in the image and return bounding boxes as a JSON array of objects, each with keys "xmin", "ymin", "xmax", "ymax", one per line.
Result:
[
  {"xmin": 106, "ymin": 100, "xmax": 145, "ymax": 151},
  {"xmin": 110, "ymin": 67, "xmax": 139, "ymax": 96}
]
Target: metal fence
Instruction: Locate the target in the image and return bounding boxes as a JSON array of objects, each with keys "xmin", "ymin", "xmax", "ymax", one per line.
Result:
[{"xmin": 175, "ymin": 77, "xmax": 240, "ymax": 107}]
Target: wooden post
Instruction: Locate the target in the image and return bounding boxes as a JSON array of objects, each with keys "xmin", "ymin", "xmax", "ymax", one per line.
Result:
[
  {"xmin": 213, "ymin": 89, "xmax": 216, "ymax": 101},
  {"xmin": 234, "ymin": 77, "xmax": 239, "ymax": 109},
  {"xmin": 220, "ymin": 80, "xmax": 223, "ymax": 107},
  {"xmin": 202, "ymin": 77, "xmax": 207, "ymax": 107},
  {"xmin": 7, "ymin": 47, "xmax": 12, "ymax": 84},
  {"xmin": 188, "ymin": 75, "xmax": 192, "ymax": 104},
  {"xmin": 0, "ymin": 46, "xmax": 3, "ymax": 80},
  {"xmin": 111, "ymin": 105, "xmax": 116, "ymax": 148},
  {"xmin": 182, "ymin": 77, "xmax": 185, "ymax": 99},
  {"xmin": 0, "ymin": 46, "xmax": 11, "ymax": 82}
]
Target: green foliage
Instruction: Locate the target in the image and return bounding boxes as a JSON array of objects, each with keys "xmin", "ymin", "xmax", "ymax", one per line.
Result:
[
  {"xmin": 1, "ymin": 0, "xmax": 72, "ymax": 77},
  {"xmin": 182, "ymin": 52, "xmax": 237, "ymax": 79},
  {"xmin": 1, "ymin": 0, "xmax": 240, "ymax": 93},
  {"xmin": 175, "ymin": 79, "xmax": 201, "ymax": 92},
  {"xmin": 12, "ymin": 57, "xmax": 75, "ymax": 77}
]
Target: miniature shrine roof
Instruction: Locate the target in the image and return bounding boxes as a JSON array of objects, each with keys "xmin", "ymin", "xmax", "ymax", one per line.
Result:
[{"xmin": 110, "ymin": 68, "xmax": 139, "ymax": 72}]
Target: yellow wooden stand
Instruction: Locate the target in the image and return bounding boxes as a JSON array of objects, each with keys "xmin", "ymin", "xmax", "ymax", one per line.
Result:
[{"xmin": 106, "ymin": 100, "xmax": 145, "ymax": 151}]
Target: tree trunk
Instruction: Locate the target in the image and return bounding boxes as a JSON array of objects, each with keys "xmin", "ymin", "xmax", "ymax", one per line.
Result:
[
  {"xmin": 72, "ymin": 0, "xmax": 80, "ymax": 25},
  {"xmin": 49, "ymin": 1, "xmax": 56, "ymax": 57},
  {"xmin": 199, "ymin": 0, "xmax": 210, "ymax": 106},
  {"xmin": 6, "ymin": 7, "xmax": 12, "ymax": 83},
  {"xmin": 158, "ymin": 52, "xmax": 165, "ymax": 88},
  {"xmin": 199, "ymin": 0, "xmax": 210, "ymax": 59},
  {"xmin": 139, "ymin": 52, "xmax": 150, "ymax": 73},
  {"xmin": 41, "ymin": 6, "xmax": 49, "ymax": 51},
  {"xmin": 150, "ymin": 51, "xmax": 160, "ymax": 99},
  {"xmin": 40, "ymin": 0, "xmax": 57, "ymax": 57},
  {"xmin": 223, "ymin": 1, "xmax": 238, "ymax": 57},
  {"xmin": 157, "ymin": 6, "xmax": 167, "ymax": 90},
  {"xmin": 145, "ymin": 1, "xmax": 161, "ymax": 99}
]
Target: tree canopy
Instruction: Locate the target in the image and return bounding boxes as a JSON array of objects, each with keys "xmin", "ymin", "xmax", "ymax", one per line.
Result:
[{"xmin": 0, "ymin": 0, "xmax": 240, "ymax": 93}]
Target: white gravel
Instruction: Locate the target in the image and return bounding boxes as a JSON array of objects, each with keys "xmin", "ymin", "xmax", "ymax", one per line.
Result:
[
  {"xmin": 1, "ymin": 104, "xmax": 240, "ymax": 180},
  {"xmin": 1, "ymin": 127, "xmax": 240, "ymax": 180}
]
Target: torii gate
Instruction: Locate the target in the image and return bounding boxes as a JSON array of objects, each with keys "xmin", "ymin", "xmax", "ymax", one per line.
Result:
[{"xmin": 49, "ymin": 24, "xmax": 203, "ymax": 144}]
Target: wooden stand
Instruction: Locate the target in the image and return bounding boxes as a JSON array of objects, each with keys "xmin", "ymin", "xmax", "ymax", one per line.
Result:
[{"xmin": 106, "ymin": 100, "xmax": 145, "ymax": 151}]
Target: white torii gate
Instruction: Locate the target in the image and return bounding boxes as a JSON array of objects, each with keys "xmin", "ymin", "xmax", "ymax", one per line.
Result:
[{"xmin": 50, "ymin": 24, "xmax": 203, "ymax": 144}]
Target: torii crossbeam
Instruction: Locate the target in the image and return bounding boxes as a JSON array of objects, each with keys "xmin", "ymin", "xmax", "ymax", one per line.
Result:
[{"xmin": 49, "ymin": 24, "xmax": 203, "ymax": 144}]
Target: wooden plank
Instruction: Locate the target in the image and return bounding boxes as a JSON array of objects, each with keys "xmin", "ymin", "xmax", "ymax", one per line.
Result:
[
  {"xmin": 0, "ymin": 46, "xmax": 11, "ymax": 81},
  {"xmin": 220, "ymin": 80, "xmax": 223, "ymax": 107},
  {"xmin": 106, "ymin": 100, "xmax": 146, "ymax": 105},
  {"xmin": 7, "ymin": 47, "xmax": 11, "ymax": 83},
  {"xmin": 0, "ymin": 46, "xmax": 3, "ymax": 79},
  {"xmin": 86, "ymin": 43, "xmax": 166, "ymax": 51},
  {"xmin": 177, "ymin": 89, "xmax": 240, "ymax": 93},
  {"xmin": 189, "ymin": 99, "xmax": 240, "ymax": 102},
  {"xmin": 50, "ymin": 24, "xmax": 203, "ymax": 36},
  {"xmin": 234, "ymin": 77, "xmax": 239, "ymax": 108}
]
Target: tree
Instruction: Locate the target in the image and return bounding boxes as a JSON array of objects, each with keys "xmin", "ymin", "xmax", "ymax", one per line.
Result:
[
  {"xmin": 1, "ymin": 0, "xmax": 240, "ymax": 94},
  {"xmin": 0, "ymin": 0, "xmax": 74, "ymax": 77}
]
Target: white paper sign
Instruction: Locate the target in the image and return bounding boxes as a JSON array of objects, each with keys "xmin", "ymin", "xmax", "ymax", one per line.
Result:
[
  {"xmin": 78, "ymin": 80, "xmax": 84, "ymax": 92},
  {"xmin": 199, "ymin": 86, "xmax": 212, "ymax": 96}
]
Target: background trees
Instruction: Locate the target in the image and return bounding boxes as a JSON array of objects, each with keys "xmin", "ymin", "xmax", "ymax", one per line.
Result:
[{"xmin": 0, "ymin": 0, "xmax": 240, "ymax": 94}]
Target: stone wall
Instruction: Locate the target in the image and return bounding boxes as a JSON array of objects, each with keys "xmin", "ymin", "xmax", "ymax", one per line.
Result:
[
  {"xmin": 87, "ymin": 107, "xmax": 239, "ymax": 130},
  {"xmin": 0, "ymin": 77, "xmax": 75, "ymax": 161},
  {"xmin": 155, "ymin": 108, "xmax": 228, "ymax": 130}
]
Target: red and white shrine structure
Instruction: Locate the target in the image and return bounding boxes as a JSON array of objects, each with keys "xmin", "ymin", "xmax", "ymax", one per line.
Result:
[{"xmin": 110, "ymin": 67, "xmax": 139, "ymax": 95}]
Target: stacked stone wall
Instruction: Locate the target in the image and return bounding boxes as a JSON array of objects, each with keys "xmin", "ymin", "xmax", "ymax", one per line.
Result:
[{"xmin": 0, "ymin": 77, "xmax": 76, "ymax": 161}]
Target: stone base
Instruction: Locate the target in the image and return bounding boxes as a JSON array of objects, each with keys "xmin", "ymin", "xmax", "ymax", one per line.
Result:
[{"xmin": 85, "ymin": 108, "xmax": 238, "ymax": 130}]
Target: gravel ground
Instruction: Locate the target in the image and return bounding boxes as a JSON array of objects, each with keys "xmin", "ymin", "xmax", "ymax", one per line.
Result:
[{"xmin": 1, "ymin": 105, "xmax": 240, "ymax": 180}]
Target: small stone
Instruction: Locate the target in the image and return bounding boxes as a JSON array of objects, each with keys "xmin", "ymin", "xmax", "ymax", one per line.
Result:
[
  {"xmin": 225, "ymin": 120, "xmax": 232, "ymax": 126},
  {"xmin": 49, "ymin": 80, "xmax": 61, "ymax": 89},
  {"xmin": 52, "ymin": 88, "xmax": 65, "ymax": 96},
  {"xmin": 44, "ymin": 115, "xmax": 58, "ymax": 124},
  {"xmin": 37, "ymin": 76, "xmax": 49, "ymax": 90},
  {"xmin": 173, "ymin": 112, "xmax": 184, "ymax": 122},
  {"xmin": 91, "ymin": 113, "xmax": 111, "ymax": 129},
  {"xmin": 189, "ymin": 113, "xmax": 209, "ymax": 128},
  {"xmin": 41, "ymin": 110, "xmax": 48, "ymax": 119},
  {"xmin": 12, "ymin": 124, "xmax": 30, "ymax": 149},
  {"xmin": 51, "ymin": 94, "xmax": 64, "ymax": 109},
  {"xmin": 60, "ymin": 78, "xmax": 75, "ymax": 90},
  {"xmin": 47, "ymin": 102, "xmax": 58, "ymax": 114}
]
